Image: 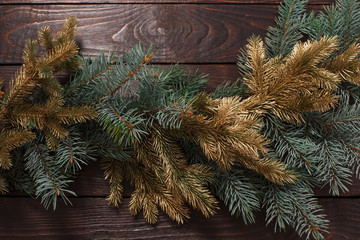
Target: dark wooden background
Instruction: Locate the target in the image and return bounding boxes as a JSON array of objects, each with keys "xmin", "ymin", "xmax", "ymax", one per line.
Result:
[{"xmin": 1, "ymin": 0, "xmax": 360, "ymax": 239}]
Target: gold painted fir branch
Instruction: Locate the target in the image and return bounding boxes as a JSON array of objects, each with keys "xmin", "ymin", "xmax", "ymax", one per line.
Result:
[{"xmin": 2, "ymin": 1, "xmax": 360, "ymax": 239}]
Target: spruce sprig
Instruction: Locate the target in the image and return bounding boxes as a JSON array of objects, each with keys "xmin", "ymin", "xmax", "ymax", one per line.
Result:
[
  {"xmin": 265, "ymin": 0, "xmax": 309, "ymax": 58},
  {"xmin": 69, "ymin": 40, "xmax": 297, "ymax": 223},
  {"xmin": 0, "ymin": 17, "xmax": 96, "ymax": 208},
  {"xmin": 68, "ymin": 48, "xmax": 220, "ymax": 223}
]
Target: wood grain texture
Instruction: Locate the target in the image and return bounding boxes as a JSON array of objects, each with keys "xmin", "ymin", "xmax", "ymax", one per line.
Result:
[
  {"xmin": 0, "ymin": 197, "xmax": 358, "ymax": 240},
  {"xmin": 0, "ymin": 0, "xmax": 336, "ymax": 4},
  {"xmin": 0, "ymin": 197, "xmax": 299, "ymax": 240},
  {"xmin": 1, "ymin": 1, "xmax": 360, "ymax": 239},
  {"xmin": 0, "ymin": 4, "xmax": 282, "ymax": 64}
]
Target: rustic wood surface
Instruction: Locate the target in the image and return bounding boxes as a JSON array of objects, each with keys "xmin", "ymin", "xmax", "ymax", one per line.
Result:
[
  {"xmin": 0, "ymin": 0, "xmax": 337, "ymax": 4},
  {"xmin": 0, "ymin": 3, "xmax": 323, "ymax": 64},
  {"xmin": 0, "ymin": 197, "xmax": 358, "ymax": 240},
  {"xmin": 1, "ymin": 0, "xmax": 359, "ymax": 239},
  {"xmin": 0, "ymin": 4, "xmax": 280, "ymax": 63}
]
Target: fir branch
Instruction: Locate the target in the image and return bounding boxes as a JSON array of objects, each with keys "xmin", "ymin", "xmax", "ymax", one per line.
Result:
[
  {"xmin": 66, "ymin": 59, "xmax": 115, "ymax": 96},
  {"xmin": 243, "ymin": 36, "xmax": 340, "ymax": 124},
  {"xmin": 34, "ymin": 142, "xmax": 61, "ymax": 195},
  {"xmin": 56, "ymin": 127, "xmax": 94, "ymax": 173},
  {"xmin": 102, "ymin": 157, "xmax": 125, "ymax": 207},
  {"xmin": 319, "ymin": 138, "xmax": 351, "ymax": 195},
  {"xmin": 59, "ymin": 16, "xmax": 78, "ymax": 43},
  {"xmin": 304, "ymin": 0, "xmax": 360, "ymax": 49},
  {"xmin": 0, "ymin": 175, "xmax": 8, "ymax": 194},
  {"xmin": 56, "ymin": 104, "xmax": 97, "ymax": 125},
  {"xmin": 38, "ymin": 26, "xmax": 54, "ymax": 50},
  {"xmin": 22, "ymin": 40, "xmax": 38, "ymax": 72},
  {"xmin": 322, "ymin": 42, "xmax": 360, "ymax": 86},
  {"xmin": 212, "ymin": 164, "xmax": 261, "ymax": 224},
  {"xmin": 98, "ymin": 102, "xmax": 147, "ymax": 146},
  {"xmin": 150, "ymin": 125, "xmax": 218, "ymax": 218},
  {"xmin": 5, "ymin": 3, "xmax": 360, "ymax": 238},
  {"xmin": 66, "ymin": 44, "xmax": 153, "ymax": 105},
  {"xmin": 211, "ymin": 78, "xmax": 248, "ymax": 99},
  {"xmin": 0, "ymin": 129, "xmax": 35, "ymax": 169},
  {"xmin": 126, "ymin": 159, "xmax": 190, "ymax": 224},
  {"xmin": 4, "ymin": 67, "xmax": 38, "ymax": 108},
  {"xmin": 302, "ymin": 91, "xmax": 360, "ymax": 194},
  {"xmin": 263, "ymin": 182, "xmax": 329, "ymax": 240},
  {"xmin": 93, "ymin": 52, "xmax": 153, "ymax": 103},
  {"xmin": 38, "ymin": 39, "xmax": 78, "ymax": 76},
  {"xmin": 64, "ymin": 52, "xmax": 117, "ymax": 101},
  {"xmin": 180, "ymin": 94, "xmax": 296, "ymax": 185},
  {"xmin": 265, "ymin": 0, "xmax": 309, "ymax": 58},
  {"xmin": 25, "ymin": 142, "xmax": 75, "ymax": 210},
  {"xmin": 263, "ymin": 114, "xmax": 315, "ymax": 170}
]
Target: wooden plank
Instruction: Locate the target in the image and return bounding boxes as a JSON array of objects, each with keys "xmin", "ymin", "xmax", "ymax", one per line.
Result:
[
  {"xmin": 0, "ymin": 0, "xmax": 336, "ymax": 4},
  {"xmin": 0, "ymin": 4, "xmax": 285, "ymax": 64},
  {"xmin": 0, "ymin": 197, "xmax": 357, "ymax": 239},
  {"xmin": 0, "ymin": 197, "xmax": 297, "ymax": 239},
  {"xmin": 322, "ymin": 199, "xmax": 360, "ymax": 240}
]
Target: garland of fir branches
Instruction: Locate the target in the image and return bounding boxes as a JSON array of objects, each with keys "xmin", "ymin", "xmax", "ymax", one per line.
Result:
[{"xmin": 1, "ymin": 0, "xmax": 360, "ymax": 239}]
